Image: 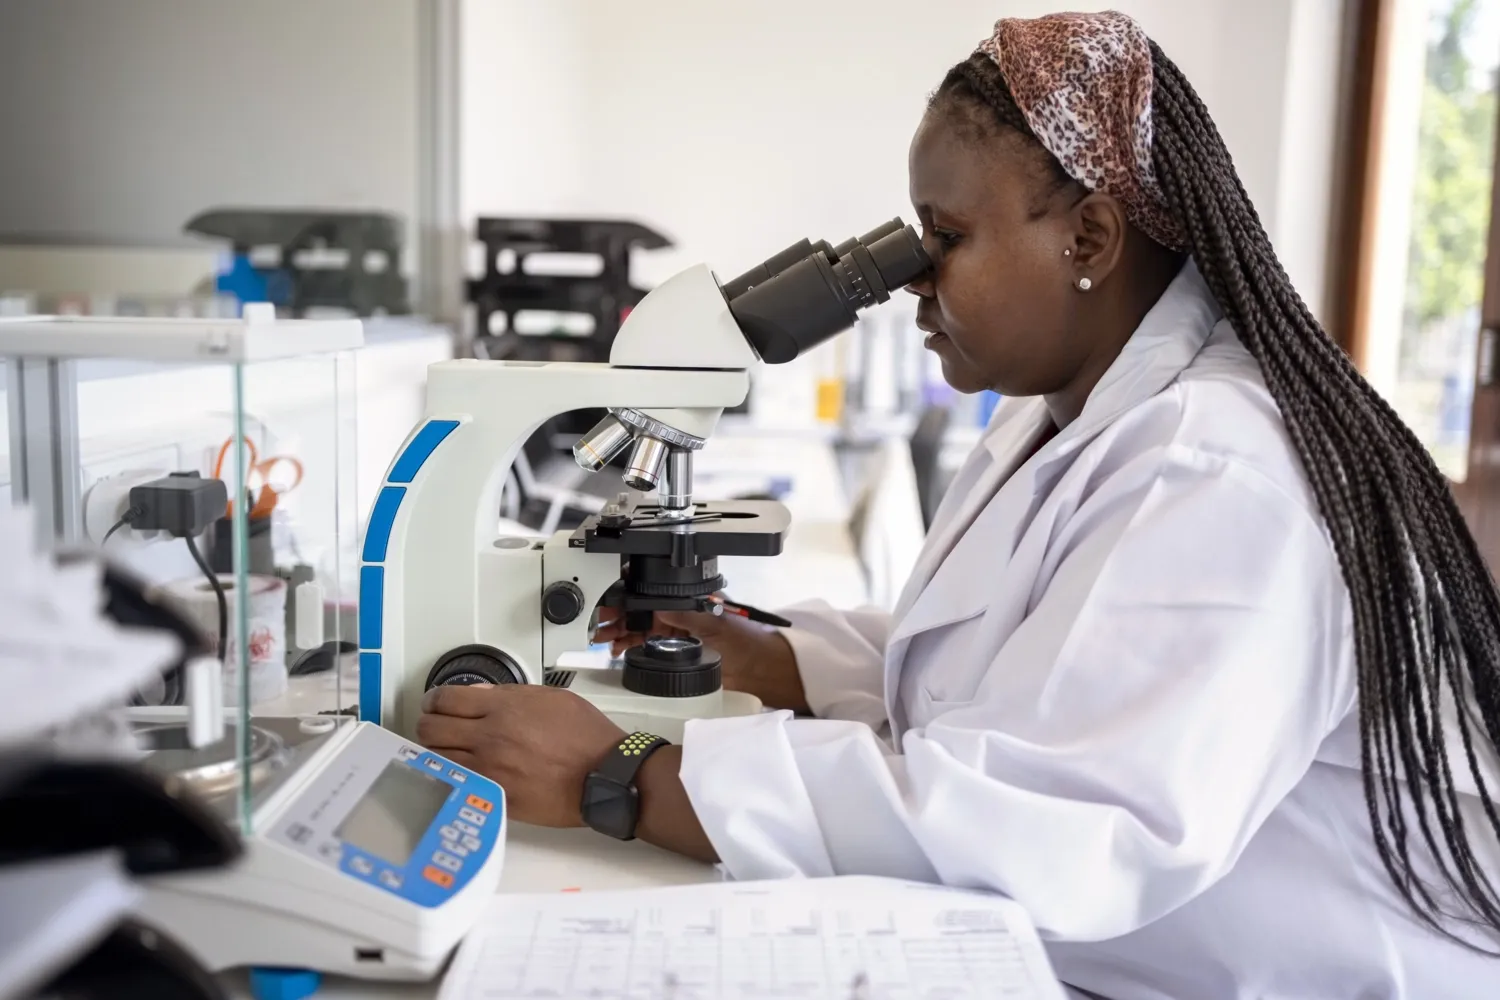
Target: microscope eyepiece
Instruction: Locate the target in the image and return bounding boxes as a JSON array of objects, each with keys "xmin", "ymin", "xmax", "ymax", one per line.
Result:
[
  {"xmin": 864, "ymin": 223, "xmax": 931, "ymax": 293},
  {"xmin": 830, "ymin": 218, "xmax": 905, "ymax": 259},
  {"xmin": 719, "ymin": 239, "xmax": 824, "ymax": 301},
  {"xmin": 727, "ymin": 221, "xmax": 931, "ymax": 365}
]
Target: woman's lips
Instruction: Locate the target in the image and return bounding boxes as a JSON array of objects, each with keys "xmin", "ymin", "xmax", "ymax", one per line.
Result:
[{"xmin": 923, "ymin": 331, "xmax": 948, "ymax": 349}]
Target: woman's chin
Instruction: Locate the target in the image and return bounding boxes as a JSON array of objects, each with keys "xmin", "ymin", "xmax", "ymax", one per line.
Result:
[{"xmin": 937, "ymin": 358, "xmax": 990, "ymax": 396}]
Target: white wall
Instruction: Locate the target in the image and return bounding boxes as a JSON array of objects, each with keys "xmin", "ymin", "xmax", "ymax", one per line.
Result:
[
  {"xmin": 460, "ymin": 0, "xmax": 593, "ymax": 221},
  {"xmin": 0, "ymin": 0, "xmax": 419, "ymax": 249},
  {"xmin": 458, "ymin": 0, "xmax": 1347, "ymax": 322}
]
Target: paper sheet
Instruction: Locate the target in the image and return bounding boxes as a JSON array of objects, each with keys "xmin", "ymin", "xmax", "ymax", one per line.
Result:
[
  {"xmin": 0, "ymin": 503, "xmax": 180, "ymax": 748},
  {"xmin": 440, "ymin": 876, "xmax": 1067, "ymax": 1000}
]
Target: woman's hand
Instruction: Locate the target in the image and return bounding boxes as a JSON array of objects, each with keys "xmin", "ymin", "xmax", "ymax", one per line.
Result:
[
  {"xmin": 594, "ymin": 604, "xmax": 811, "ymax": 714},
  {"xmin": 417, "ymin": 683, "xmax": 720, "ymax": 863},
  {"xmin": 417, "ymin": 684, "xmax": 626, "ymax": 828}
]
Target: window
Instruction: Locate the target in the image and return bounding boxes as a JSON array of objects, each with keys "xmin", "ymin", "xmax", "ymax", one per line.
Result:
[{"xmin": 1344, "ymin": 0, "xmax": 1500, "ymax": 483}]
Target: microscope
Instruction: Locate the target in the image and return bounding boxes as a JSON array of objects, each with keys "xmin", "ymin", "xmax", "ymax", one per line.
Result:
[{"xmin": 360, "ymin": 219, "xmax": 932, "ymax": 742}]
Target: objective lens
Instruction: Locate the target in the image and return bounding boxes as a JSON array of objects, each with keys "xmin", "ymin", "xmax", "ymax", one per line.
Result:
[
  {"xmin": 659, "ymin": 448, "xmax": 693, "ymax": 517},
  {"xmin": 572, "ymin": 414, "xmax": 633, "ymax": 472},
  {"xmin": 728, "ymin": 221, "xmax": 932, "ymax": 364},
  {"xmin": 623, "ymin": 435, "xmax": 669, "ymax": 492}
]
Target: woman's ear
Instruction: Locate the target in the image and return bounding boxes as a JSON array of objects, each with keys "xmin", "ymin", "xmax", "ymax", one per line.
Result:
[{"xmin": 1068, "ymin": 193, "xmax": 1129, "ymax": 287}]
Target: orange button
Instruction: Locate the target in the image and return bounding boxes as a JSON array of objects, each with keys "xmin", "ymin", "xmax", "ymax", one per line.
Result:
[
  {"xmin": 423, "ymin": 865, "xmax": 454, "ymax": 888},
  {"xmin": 466, "ymin": 793, "xmax": 492, "ymax": 813}
]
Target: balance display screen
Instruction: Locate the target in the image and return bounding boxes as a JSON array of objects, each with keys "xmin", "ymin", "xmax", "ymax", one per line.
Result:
[{"xmin": 336, "ymin": 761, "xmax": 452, "ymax": 866}]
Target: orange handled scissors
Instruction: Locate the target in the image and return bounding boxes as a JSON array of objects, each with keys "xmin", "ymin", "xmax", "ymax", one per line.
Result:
[{"xmin": 214, "ymin": 437, "xmax": 304, "ymax": 519}]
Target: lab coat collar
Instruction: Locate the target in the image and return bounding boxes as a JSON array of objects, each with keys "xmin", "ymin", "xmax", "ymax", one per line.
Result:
[{"xmin": 884, "ymin": 260, "xmax": 1224, "ymax": 726}]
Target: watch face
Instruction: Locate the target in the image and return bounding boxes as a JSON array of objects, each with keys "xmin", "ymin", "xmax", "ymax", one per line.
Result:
[{"xmin": 582, "ymin": 774, "xmax": 639, "ymax": 840}]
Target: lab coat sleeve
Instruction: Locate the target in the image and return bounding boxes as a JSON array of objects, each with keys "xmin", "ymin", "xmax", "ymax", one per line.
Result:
[
  {"xmin": 777, "ymin": 601, "xmax": 891, "ymax": 729},
  {"xmin": 680, "ymin": 447, "xmax": 1353, "ymax": 940}
]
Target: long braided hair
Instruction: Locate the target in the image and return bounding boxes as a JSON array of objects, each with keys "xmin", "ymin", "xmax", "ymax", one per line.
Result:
[{"xmin": 936, "ymin": 48, "xmax": 1500, "ymax": 946}]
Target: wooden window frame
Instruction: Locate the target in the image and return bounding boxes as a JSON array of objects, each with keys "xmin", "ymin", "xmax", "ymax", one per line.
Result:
[
  {"xmin": 1332, "ymin": 0, "xmax": 1500, "ymax": 559},
  {"xmin": 1327, "ymin": 0, "xmax": 1397, "ymax": 368}
]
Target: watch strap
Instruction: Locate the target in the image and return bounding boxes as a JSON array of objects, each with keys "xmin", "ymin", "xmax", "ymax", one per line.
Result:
[
  {"xmin": 596, "ymin": 732, "xmax": 670, "ymax": 788},
  {"xmin": 582, "ymin": 732, "xmax": 671, "ymax": 841}
]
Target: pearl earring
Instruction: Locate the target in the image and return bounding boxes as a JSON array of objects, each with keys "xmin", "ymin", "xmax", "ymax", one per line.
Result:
[
  {"xmin": 1063, "ymin": 248, "xmax": 1073, "ymax": 257},
  {"xmin": 1076, "ymin": 277, "xmax": 1092, "ymax": 292}
]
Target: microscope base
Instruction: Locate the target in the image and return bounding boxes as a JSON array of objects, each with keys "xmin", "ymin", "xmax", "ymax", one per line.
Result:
[{"xmin": 562, "ymin": 669, "xmax": 763, "ymax": 744}]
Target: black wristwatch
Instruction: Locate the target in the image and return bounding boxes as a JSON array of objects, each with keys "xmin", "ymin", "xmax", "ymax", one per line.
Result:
[{"xmin": 580, "ymin": 732, "xmax": 671, "ymax": 840}]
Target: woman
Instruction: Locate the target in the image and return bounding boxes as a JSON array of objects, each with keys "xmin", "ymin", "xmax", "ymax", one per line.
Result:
[{"xmin": 419, "ymin": 11, "xmax": 1500, "ymax": 996}]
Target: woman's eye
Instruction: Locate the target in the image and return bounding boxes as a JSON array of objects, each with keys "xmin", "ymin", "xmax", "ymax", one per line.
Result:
[{"xmin": 933, "ymin": 229, "xmax": 962, "ymax": 249}]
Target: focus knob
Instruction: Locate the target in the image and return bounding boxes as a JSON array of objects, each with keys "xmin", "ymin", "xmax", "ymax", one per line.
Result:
[
  {"xmin": 542, "ymin": 581, "xmax": 586, "ymax": 625},
  {"xmin": 426, "ymin": 645, "xmax": 526, "ymax": 688},
  {"xmin": 622, "ymin": 636, "xmax": 722, "ymax": 698}
]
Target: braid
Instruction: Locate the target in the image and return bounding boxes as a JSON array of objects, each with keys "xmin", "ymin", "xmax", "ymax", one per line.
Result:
[{"xmin": 938, "ymin": 49, "xmax": 1500, "ymax": 947}]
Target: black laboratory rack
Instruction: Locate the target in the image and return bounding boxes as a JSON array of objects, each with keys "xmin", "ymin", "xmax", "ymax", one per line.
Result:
[
  {"xmin": 184, "ymin": 208, "xmax": 411, "ymax": 318},
  {"xmin": 466, "ymin": 217, "xmax": 671, "ymax": 363}
]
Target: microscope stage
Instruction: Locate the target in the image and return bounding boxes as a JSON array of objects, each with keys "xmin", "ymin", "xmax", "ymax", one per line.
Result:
[{"xmin": 572, "ymin": 499, "xmax": 790, "ymax": 559}]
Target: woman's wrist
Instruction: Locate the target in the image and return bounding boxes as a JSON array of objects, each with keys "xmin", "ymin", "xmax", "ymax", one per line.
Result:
[
  {"xmin": 633, "ymin": 743, "xmax": 719, "ymax": 864},
  {"xmin": 746, "ymin": 626, "xmax": 811, "ymax": 714}
]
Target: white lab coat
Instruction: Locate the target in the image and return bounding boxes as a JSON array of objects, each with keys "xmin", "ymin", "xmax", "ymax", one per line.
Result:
[{"xmin": 680, "ymin": 261, "xmax": 1500, "ymax": 999}]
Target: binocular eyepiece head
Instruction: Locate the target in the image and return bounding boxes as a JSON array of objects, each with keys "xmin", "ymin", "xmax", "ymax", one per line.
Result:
[{"xmin": 720, "ymin": 219, "xmax": 932, "ymax": 365}]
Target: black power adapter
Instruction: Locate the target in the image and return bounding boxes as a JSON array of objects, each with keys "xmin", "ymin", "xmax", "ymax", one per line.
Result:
[
  {"xmin": 127, "ymin": 472, "xmax": 228, "ymax": 538},
  {"xmin": 110, "ymin": 471, "xmax": 232, "ymax": 670}
]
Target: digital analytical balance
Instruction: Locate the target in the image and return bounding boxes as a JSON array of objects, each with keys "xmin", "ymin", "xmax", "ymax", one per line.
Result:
[
  {"xmin": 129, "ymin": 714, "xmax": 507, "ymax": 984},
  {"xmin": 1, "ymin": 310, "xmax": 506, "ymax": 994}
]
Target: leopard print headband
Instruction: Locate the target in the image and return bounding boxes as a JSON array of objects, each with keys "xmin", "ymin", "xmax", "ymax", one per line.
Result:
[{"xmin": 976, "ymin": 11, "xmax": 1186, "ymax": 250}]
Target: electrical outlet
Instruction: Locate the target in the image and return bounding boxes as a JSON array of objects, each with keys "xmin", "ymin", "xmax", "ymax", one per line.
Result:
[
  {"xmin": 82, "ymin": 444, "xmax": 183, "ymax": 493},
  {"xmin": 84, "ymin": 468, "xmax": 173, "ymax": 543}
]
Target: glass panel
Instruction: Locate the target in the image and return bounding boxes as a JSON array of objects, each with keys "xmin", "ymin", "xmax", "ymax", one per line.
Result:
[
  {"xmin": 233, "ymin": 348, "xmax": 360, "ymax": 830},
  {"xmin": 1384, "ymin": 0, "xmax": 1500, "ymax": 481},
  {"xmin": 0, "ymin": 331, "xmax": 360, "ymax": 836},
  {"xmin": 0, "ymin": 350, "xmax": 259, "ymax": 829}
]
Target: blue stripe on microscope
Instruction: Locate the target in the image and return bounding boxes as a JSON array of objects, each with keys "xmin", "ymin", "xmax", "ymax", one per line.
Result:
[
  {"xmin": 359, "ymin": 566, "xmax": 385, "ymax": 649},
  {"xmin": 388, "ymin": 419, "xmax": 459, "ymax": 484},
  {"xmin": 359, "ymin": 653, "xmax": 382, "ymax": 725},
  {"xmin": 362, "ymin": 486, "xmax": 406, "ymax": 563},
  {"xmin": 359, "ymin": 418, "xmax": 462, "ymax": 727}
]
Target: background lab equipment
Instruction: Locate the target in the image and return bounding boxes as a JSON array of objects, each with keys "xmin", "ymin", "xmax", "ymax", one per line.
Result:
[
  {"xmin": 466, "ymin": 216, "xmax": 671, "ymax": 365},
  {"xmin": 184, "ymin": 208, "xmax": 411, "ymax": 318},
  {"xmin": 1, "ymin": 312, "xmax": 505, "ymax": 997},
  {"xmin": 361, "ymin": 218, "xmax": 933, "ymax": 744}
]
